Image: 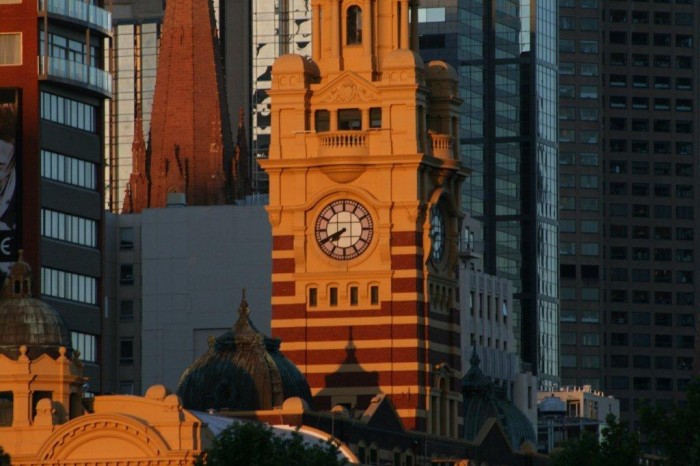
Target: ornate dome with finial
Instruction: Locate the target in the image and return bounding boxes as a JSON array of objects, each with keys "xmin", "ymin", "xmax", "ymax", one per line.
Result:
[
  {"xmin": 462, "ymin": 346, "xmax": 536, "ymax": 450},
  {"xmin": 0, "ymin": 250, "xmax": 73, "ymax": 359},
  {"xmin": 177, "ymin": 290, "xmax": 312, "ymax": 411}
]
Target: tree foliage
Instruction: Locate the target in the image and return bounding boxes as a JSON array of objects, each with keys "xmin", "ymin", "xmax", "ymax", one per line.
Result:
[
  {"xmin": 550, "ymin": 414, "xmax": 639, "ymax": 466},
  {"xmin": 195, "ymin": 421, "xmax": 347, "ymax": 466},
  {"xmin": 638, "ymin": 377, "xmax": 700, "ymax": 466},
  {"xmin": 0, "ymin": 446, "xmax": 10, "ymax": 466}
]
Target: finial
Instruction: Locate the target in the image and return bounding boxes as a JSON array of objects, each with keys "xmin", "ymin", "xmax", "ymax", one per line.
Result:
[
  {"xmin": 17, "ymin": 249, "xmax": 24, "ymax": 261},
  {"xmin": 470, "ymin": 343, "xmax": 480, "ymax": 368},
  {"xmin": 236, "ymin": 288, "xmax": 250, "ymax": 320}
]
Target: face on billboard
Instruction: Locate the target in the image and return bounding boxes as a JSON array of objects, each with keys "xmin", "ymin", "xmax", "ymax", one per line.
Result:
[{"xmin": 0, "ymin": 89, "xmax": 18, "ymax": 273}]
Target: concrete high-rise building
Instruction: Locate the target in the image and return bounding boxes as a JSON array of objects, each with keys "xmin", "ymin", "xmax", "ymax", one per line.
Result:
[
  {"xmin": 418, "ymin": 0, "xmax": 560, "ymax": 386},
  {"xmin": 559, "ymin": 0, "xmax": 699, "ymax": 424},
  {"xmin": 0, "ymin": 0, "xmax": 111, "ymax": 391}
]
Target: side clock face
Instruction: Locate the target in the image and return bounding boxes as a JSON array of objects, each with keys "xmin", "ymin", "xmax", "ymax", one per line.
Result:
[
  {"xmin": 430, "ymin": 205, "xmax": 446, "ymax": 262},
  {"xmin": 315, "ymin": 200, "xmax": 373, "ymax": 260}
]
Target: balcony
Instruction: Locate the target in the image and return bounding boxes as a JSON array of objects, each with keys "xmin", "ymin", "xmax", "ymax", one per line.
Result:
[
  {"xmin": 318, "ymin": 131, "xmax": 368, "ymax": 157},
  {"xmin": 428, "ymin": 131, "xmax": 454, "ymax": 159},
  {"xmin": 39, "ymin": 56, "xmax": 112, "ymax": 97},
  {"xmin": 38, "ymin": 0, "xmax": 112, "ymax": 35}
]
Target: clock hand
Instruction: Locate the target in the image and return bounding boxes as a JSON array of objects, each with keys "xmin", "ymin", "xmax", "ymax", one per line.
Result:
[{"xmin": 320, "ymin": 227, "xmax": 347, "ymax": 244}]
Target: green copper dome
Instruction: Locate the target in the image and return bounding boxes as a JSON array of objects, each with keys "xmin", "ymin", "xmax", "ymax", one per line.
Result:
[
  {"xmin": 462, "ymin": 348, "xmax": 536, "ymax": 450},
  {"xmin": 177, "ymin": 292, "xmax": 312, "ymax": 411},
  {"xmin": 0, "ymin": 251, "xmax": 72, "ymax": 359}
]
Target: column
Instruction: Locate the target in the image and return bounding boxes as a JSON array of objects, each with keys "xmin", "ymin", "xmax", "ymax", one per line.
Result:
[
  {"xmin": 410, "ymin": 0, "xmax": 419, "ymax": 51},
  {"xmin": 331, "ymin": 0, "xmax": 340, "ymax": 58},
  {"xmin": 362, "ymin": 0, "xmax": 372, "ymax": 57},
  {"xmin": 400, "ymin": 0, "xmax": 410, "ymax": 49},
  {"xmin": 312, "ymin": 3, "xmax": 321, "ymax": 61}
]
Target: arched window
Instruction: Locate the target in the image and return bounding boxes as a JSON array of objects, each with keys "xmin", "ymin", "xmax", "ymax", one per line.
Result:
[{"xmin": 346, "ymin": 6, "xmax": 363, "ymax": 44}]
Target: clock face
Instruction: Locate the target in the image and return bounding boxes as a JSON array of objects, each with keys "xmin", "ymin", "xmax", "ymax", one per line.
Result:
[
  {"xmin": 315, "ymin": 200, "xmax": 373, "ymax": 260},
  {"xmin": 430, "ymin": 204, "xmax": 446, "ymax": 262}
]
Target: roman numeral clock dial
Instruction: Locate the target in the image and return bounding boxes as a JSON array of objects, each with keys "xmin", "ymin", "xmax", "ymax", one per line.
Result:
[{"xmin": 315, "ymin": 200, "xmax": 373, "ymax": 260}]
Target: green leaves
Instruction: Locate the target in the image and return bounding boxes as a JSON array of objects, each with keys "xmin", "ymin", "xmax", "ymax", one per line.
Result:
[
  {"xmin": 196, "ymin": 421, "xmax": 347, "ymax": 466},
  {"xmin": 550, "ymin": 414, "xmax": 639, "ymax": 466}
]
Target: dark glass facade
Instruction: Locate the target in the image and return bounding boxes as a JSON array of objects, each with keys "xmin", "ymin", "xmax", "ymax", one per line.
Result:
[
  {"xmin": 559, "ymin": 0, "xmax": 699, "ymax": 424},
  {"xmin": 419, "ymin": 0, "xmax": 559, "ymax": 385}
]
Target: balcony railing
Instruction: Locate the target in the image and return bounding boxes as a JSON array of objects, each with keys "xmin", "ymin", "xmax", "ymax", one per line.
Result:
[
  {"xmin": 39, "ymin": 56, "xmax": 112, "ymax": 97},
  {"xmin": 318, "ymin": 131, "xmax": 368, "ymax": 156},
  {"xmin": 428, "ymin": 132, "xmax": 454, "ymax": 158},
  {"xmin": 38, "ymin": 0, "xmax": 112, "ymax": 35}
]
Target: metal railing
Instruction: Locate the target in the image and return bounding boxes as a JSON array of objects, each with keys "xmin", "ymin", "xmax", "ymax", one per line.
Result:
[
  {"xmin": 39, "ymin": 56, "xmax": 112, "ymax": 96},
  {"xmin": 39, "ymin": 0, "xmax": 112, "ymax": 34}
]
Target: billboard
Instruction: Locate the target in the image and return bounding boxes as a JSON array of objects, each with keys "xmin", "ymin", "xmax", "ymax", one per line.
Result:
[{"xmin": 0, "ymin": 89, "xmax": 18, "ymax": 274}]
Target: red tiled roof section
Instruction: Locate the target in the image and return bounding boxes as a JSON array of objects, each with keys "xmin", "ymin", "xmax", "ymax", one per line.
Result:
[{"xmin": 127, "ymin": 0, "xmax": 234, "ymax": 212}]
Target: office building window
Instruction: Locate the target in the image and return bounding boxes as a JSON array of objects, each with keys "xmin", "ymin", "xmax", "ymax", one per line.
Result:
[
  {"xmin": 41, "ymin": 209, "xmax": 97, "ymax": 248},
  {"xmin": 41, "ymin": 267, "xmax": 96, "ymax": 305},
  {"xmin": 0, "ymin": 33, "xmax": 21, "ymax": 65},
  {"xmin": 40, "ymin": 92, "xmax": 96, "ymax": 132},
  {"xmin": 120, "ymin": 339, "xmax": 134, "ymax": 365},
  {"xmin": 41, "ymin": 150, "xmax": 97, "ymax": 189},
  {"xmin": 119, "ymin": 227, "xmax": 134, "ymax": 250},
  {"xmin": 120, "ymin": 264, "xmax": 134, "ymax": 285},
  {"xmin": 71, "ymin": 331, "xmax": 97, "ymax": 362},
  {"xmin": 120, "ymin": 300, "xmax": 134, "ymax": 321}
]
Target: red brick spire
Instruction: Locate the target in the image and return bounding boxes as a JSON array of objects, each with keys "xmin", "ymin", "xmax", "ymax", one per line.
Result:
[
  {"xmin": 233, "ymin": 108, "xmax": 251, "ymax": 200},
  {"xmin": 127, "ymin": 0, "xmax": 234, "ymax": 212},
  {"xmin": 122, "ymin": 104, "xmax": 149, "ymax": 213}
]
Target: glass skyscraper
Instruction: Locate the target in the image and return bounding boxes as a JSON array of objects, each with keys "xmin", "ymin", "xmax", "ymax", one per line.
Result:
[{"xmin": 419, "ymin": 0, "xmax": 559, "ymax": 385}]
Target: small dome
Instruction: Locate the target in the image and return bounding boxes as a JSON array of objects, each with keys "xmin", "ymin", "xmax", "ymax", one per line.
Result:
[
  {"xmin": 462, "ymin": 347, "xmax": 536, "ymax": 450},
  {"xmin": 383, "ymin": 49, "xmax": 425, "ymax": 69},
  {"xmin": 538, "ymin": 394, "xmax": 566, "ymax": 413},
  {"xmin": 0, "ymin": 251, "xmax": 72, "ymax": 359},
  {"xmin": 177, "ymin": 291, "xmax": 312, "ymax": 412},
  {"xmin": 425, "ymin": 60, "xmax": 458, "ymax": 81},
  {"xmin": 272, "ymin": 53, "xmax": 319, "ymax": 77}
]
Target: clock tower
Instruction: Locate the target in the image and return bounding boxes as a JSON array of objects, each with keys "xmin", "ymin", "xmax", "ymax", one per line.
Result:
[{"xmin": 260, "ymin": 0, "xmax": 467, "ymax": 434}]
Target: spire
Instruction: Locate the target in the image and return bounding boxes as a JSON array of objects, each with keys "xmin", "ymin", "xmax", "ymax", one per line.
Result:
[
  {"xmin": 233, "ymin": 108, "xmax": 250, "ymax": 200},
  {"xmin": 140, "ymin": 0, "xmax": 234, "ymax": 209},
  {"xmin": 2, "ymin": 249, "xmax": 32, "ymax": 298},
  {"xmin": 123, "ymin": 103, "xmax": 150, "ymax": 213}
]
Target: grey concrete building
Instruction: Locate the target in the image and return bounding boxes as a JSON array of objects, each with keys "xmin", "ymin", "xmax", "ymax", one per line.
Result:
[{"xmin": 103, "ymin": 204, "xmax": 272, "ymax": 394}]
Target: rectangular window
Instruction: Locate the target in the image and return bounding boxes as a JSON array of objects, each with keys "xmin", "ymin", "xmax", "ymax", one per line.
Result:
[
  {"xmin": 370, "ymin": 285, "xmax": 379, "ymax": 305},
  {"xmin": 0, "ymin": 33, "xmax": 21, "ymax": 65},
  {"xmin": 369, "ymin": 108, "xmax": 382, "ymax": 128},
  {"xmin": 41, "ymin": 267, "xmax": 96, "ymax": 305},
  {"xmin": 120, "ymin": 264, "xmax": 134, "ymax": 285},
  {"xmin": 40, "ymin": 92, "xmax": 96, "ymax": 132},
  {"xmin": 308, "ymin": 288, "xmax": 317, "ymax": 307},
  {"xmin": 349, "ymin": 286, "xmax": 358, "ymax": 306},
  {"xmin": 337, "ymin": 109, "xmax": 362, "ymax": 130},
  {"xmin": 119, "ymin": 227, "xmax": 134, "ymax": 250},
  {"xmin": 314, "ymin": 110, "xmax": 330, "ymax": 132},
  {"xmin": 329, "ymin": 287, "xmax": 338, "ymax": 306},
  {"xmin": 71, "ymin": 332, "xmax": 97, "ymax": 362},
  {"xmin": 120, "ymin": 300, "xmax": 134, "ymax": 321},
  {"xmin": 41, "ymin": 209, "xmax": 97, "ymax": 248},
  {"xmin": 120, "ymin": 339, "xmax": 134, "ymax": 365},
  {"xmin": 41, "ymin": 150, "xmax": 97, "ymax": 189}
]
